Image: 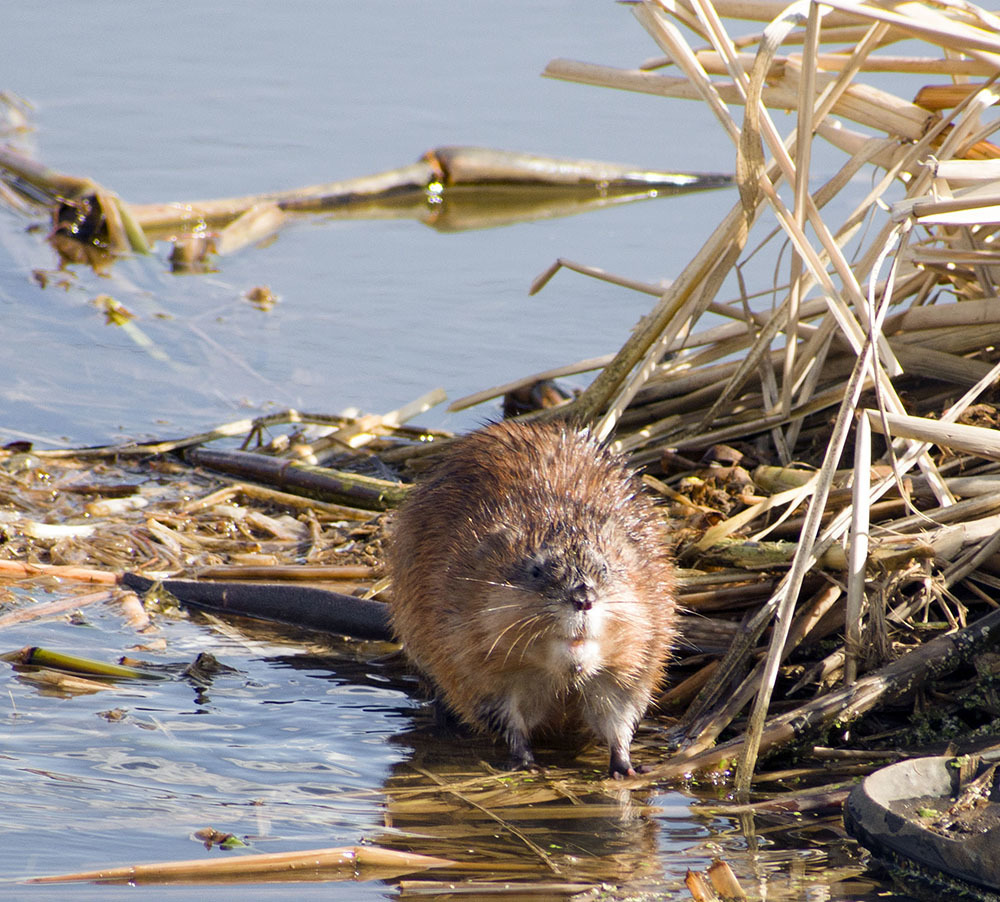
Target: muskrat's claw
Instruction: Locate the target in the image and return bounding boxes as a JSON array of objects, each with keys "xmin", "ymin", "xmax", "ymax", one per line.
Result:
[{"xmin": 609, "ymin": 749, "xmax": 636, "ymax": 779}]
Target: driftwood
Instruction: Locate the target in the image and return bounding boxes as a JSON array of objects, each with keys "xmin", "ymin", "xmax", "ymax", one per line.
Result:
[
  {"xmin": 0, "ymin": 143, "xmax": 731, "ymax": 268},
  {"xmin": 130, "ymin": 145, "xmax": 731, "ymax": 228},
  {"xmin": 185, "ymin": 447, "xmax": 409, "ymax": 510}
]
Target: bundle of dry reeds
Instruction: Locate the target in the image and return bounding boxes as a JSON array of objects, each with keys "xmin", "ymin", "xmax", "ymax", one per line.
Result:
[{"xmin": 496, "ymin": 0, "xmax": 1000, "ymax": 791}]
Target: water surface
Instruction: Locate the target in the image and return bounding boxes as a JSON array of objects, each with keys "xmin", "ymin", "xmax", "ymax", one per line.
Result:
[{"xmin": 1, "ymin": 0, "xmax": 742, "ymax": 447}]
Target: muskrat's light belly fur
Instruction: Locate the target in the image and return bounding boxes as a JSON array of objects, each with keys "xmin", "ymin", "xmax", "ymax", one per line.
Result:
[{"xmin": 387, "ymin": 419, "xmax": 676, "ymax": 777}]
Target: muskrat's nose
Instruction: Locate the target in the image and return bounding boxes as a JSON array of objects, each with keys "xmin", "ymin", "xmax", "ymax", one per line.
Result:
[{"xmin": 569, "ymin": 585, "xmax": 595, "ymax": 612}]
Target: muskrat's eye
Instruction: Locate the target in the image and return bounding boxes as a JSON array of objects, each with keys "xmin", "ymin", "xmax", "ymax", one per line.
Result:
[{"xmin": 518, "ymin": 556, "xmax": 551, "ymax": 587}]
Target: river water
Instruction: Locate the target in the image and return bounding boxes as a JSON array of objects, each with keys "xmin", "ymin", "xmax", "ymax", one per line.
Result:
[
  {"xmin": 0, "ymin": 0, "xmax": 744, "ymax": 448},
  {"xmin": 0, "ymin": 2, "xmax": 914, "ymax": 899}
]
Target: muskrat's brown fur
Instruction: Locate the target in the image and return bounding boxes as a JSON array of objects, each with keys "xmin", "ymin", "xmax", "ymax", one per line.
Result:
[{"xmin": 387, "ymin": 420, "xmax": 676, "ymax": 777}]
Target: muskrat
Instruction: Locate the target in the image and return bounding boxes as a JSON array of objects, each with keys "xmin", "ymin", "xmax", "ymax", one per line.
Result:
[{"xmin": 387, "ymin": 420, "xmax": 676, "ymax": 778}]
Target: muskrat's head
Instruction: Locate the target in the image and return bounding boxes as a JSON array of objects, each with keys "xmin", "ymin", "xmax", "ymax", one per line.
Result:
[{"xmin": 460, "ymin": 522, "xmax": 638, "ymax": 678}]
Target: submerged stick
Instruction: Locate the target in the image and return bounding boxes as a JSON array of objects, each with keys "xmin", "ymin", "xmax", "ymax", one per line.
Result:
[{"xmin": 120, "ymin": 574, "xmax": 393, "ymax": 640}]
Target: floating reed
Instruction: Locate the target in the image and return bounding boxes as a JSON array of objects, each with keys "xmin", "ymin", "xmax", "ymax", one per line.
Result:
[{"xmin": 30, "ymin": 845, "xmax": 455, "ymax": 885}]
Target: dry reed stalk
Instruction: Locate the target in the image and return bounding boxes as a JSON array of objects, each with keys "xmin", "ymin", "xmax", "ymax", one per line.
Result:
[
  {"xmin": 0, "ymin": 589, "xmax": 114, "ymax": 629},
  {"xmin": 707, "ymin": 860, "xmax": 749, "ymax": 901},
  {"xmin": 396, "ymin": 880, "xmax": 600, "ymax": 896},
  {"xmin": 118, "ymin": 590, "xmax": 151, "ymax": 630},
  {"xmin": 14, "ymin": 670, "xmax": 115, "ymax": 694},
  {"xmin": 0, "ymin": 559, "xmax": 118, "ymax": 585},
  {"xmin": 694, "ymin": 50, "xmax": 1000, "ymax": 77},
  {"xmin": 179, "ymin": 483, "xmax": 365, "ymax": 520},
  {"xmin": 866, "ymin": 410, "xmax": 1000, "ymax": 461},
  {"xmin": 408, "ymin": 765, "xmax": 562, "ymax": 875},
  {"xmin": 543, "ymin": 57, "xmax": 935, "ymax": 139},
  {"xmin": 635, "ymin": 6, "xmax": 953, "ymax": 499},
  {"xmin": 685, "ymin": 869, "xmax": 721, "ymax": 902},
  {"xmin": 658, "ymin": 659, "xmax": 719, "ymax": 709},
  {"xmin": 309, "ymin": 386, "xmax": 447, "ymax": 457},
  {"xmin": 845, "ymin": 411, "xmax": 870, "ymax": 685},
  {"xmin": 29, "ymin": 845, "xmax": 455, "ymax": 885}
]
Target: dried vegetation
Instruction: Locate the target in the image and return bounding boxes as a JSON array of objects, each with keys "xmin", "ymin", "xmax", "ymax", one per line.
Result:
[{"xmin": 3, "ymin": 0, "xmax": 1000, "ymax": 866}]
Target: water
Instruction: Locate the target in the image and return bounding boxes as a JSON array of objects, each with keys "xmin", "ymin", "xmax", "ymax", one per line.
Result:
[
  {"xmin": 0, "ymin": 2, "xmax": 915, "ymax": 898},
  {"xmin": 0, "ymin": 0, "xmax": 742, "ymax": 447},
  {"xmin": 0, "ymin": 593, "xmax": 883, "ymax": 900}
]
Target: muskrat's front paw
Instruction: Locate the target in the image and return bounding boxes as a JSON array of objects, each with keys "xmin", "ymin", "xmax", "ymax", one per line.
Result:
[{"xmin": 507, "ymin": 751, "xmax": 538, "ymax": 772}]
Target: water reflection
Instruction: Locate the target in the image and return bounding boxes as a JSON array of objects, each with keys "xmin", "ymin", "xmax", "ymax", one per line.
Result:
[{"xmin": 0, "ymin": 604, "xmax": 916, "ymax": 898}]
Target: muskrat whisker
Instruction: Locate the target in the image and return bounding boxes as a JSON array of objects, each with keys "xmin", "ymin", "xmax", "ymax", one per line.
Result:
[
  {"xmin": 501, "ymin": 614, "xmax": 545, "ymax": 656},
  {"xmin": 480, "ymin": 601, "xmax": 534, "ymax": 616},
  {"xmin": 502, "ymin": 616, "xmax": 548, "ymax": 667},
  {"xmin": 486, "ymin": 613, "xmax": 542, "ymax": 660},
  {"xmin": 497, "ymin": 611, "xmax": 552, "ymax": 667},
  {"xmin": 453, "ymin": 576, "xmax": 522, "ymax": 591},
  {"xmin": 515, "ymin": 626, "xmax": 548, "ymax": 667}
]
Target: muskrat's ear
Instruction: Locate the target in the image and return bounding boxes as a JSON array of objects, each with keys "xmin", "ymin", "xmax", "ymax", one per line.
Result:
[{"xmin": 473, "ymin": 530, "xmax": 512, "ymax": 567}]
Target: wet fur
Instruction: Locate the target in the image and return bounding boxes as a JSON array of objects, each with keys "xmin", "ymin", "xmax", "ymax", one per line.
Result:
[{"xmin": 387, "ymin": 420, "xmax": 676, "ymax": 777}]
